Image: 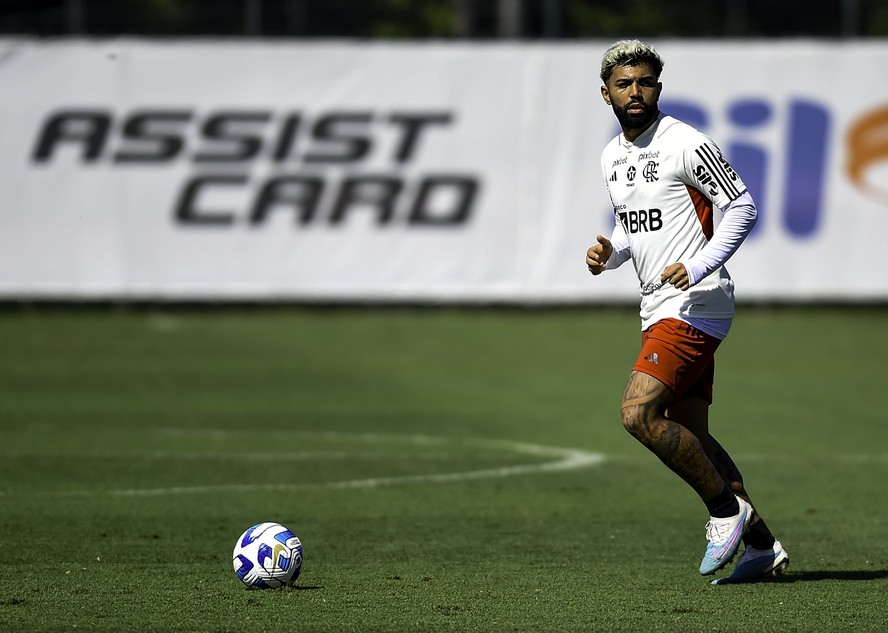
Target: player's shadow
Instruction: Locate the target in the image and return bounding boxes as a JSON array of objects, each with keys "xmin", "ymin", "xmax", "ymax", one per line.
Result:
[{"xmin": 773, "ymin": 570, "xmax": 888, "ymax": 583}]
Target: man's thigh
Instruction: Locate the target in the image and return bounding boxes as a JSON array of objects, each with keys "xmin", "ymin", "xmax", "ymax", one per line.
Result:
[
  {"xmin": 633, "ymin": 318, "xmax": 721, "ymax": 403},
  {"xmin": 622, "ymin": 369, "xmax": 674, "ymax": 416},
  {"xmin": 666, "ymin": 395, "xmax": 710, "ymax": 437}
]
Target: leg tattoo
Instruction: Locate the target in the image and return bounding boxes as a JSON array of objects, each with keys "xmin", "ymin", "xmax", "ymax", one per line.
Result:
[{"xmin": 621, "ymin": 372, "xmax": 726, "ymax": 502}]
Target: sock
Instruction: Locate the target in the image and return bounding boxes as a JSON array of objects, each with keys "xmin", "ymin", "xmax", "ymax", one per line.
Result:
[
  {"xmin": 705, "ymin": 486, "xmax": 739, "ymax": 518},
  {"xmin": 743, "ymin": 518, "xmax": 777, "ymax": 550}
]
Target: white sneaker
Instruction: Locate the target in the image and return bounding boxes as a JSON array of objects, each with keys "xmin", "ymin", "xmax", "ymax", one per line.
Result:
[
  {"xmin": 698, "ymin": 496, "xmax": 753, "ymax": 575},
  {"xmin": 711, "ymin": 540, "xmax": 790, "ymax": 585}
]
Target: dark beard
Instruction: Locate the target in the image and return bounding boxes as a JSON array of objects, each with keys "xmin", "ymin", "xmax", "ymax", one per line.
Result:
[{"xmin": 612, "ymin": 102, "xmax": 658, "ymax": 133}]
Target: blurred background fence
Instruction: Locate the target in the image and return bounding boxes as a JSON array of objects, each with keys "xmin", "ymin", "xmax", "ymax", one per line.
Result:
[
  {"xmin": 2, "ymin": 1, "xmax": 887, "ymax": 305},
  {"xmin": 3, "ymin": 0, "xmax": 888, "ymax": 39}
]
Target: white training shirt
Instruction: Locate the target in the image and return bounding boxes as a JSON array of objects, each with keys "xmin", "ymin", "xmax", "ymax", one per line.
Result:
[{"xmin": 601, "ymin": 114, "xmax": 757, "ymax": 339}]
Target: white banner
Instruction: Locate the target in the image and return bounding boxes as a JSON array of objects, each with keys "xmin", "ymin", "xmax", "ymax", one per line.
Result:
[{"xmin": 1, "ymin": 39, "xmax": 887, "ymax": 302}]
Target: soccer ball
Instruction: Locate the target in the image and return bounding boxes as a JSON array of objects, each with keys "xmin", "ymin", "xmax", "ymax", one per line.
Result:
[{"xmin": 232, "ymin": 522, "xmax": 304, "ymax": 589}]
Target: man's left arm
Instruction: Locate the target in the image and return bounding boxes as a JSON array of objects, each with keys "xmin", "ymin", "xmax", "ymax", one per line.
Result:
[{"xmin": 669, "ymin": 191, "xmax": 758, "ymax": 289}]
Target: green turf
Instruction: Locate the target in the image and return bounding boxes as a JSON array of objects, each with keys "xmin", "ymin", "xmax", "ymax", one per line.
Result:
[{"xmin": 0, "ymin": 306, "xmax": 886, "ymax": 632}]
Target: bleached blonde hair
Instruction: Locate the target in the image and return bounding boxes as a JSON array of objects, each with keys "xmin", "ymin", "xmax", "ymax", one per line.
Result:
[{"xmin": 599, "ymin": 39, "xmax": 664, "ymax": 83}]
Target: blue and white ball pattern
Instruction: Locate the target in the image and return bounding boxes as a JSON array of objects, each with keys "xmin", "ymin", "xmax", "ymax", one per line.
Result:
[{"xmin": 233, "ymin": 522, "xmax": 304, "ymax": 589}]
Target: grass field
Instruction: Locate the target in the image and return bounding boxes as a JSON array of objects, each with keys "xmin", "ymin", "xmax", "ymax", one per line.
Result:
[{"xmin": 0, "ymin": 306, "xmax": 886, "ymax": 632}]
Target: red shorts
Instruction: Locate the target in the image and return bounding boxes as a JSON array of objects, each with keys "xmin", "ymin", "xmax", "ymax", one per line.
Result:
[{"xmin": 633, "ymin": 318, "xmax": 721, "ymax": 403}]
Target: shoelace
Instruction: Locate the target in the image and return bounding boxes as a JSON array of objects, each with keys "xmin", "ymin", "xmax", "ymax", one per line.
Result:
[{"xmin": 704, "ymin": 519, "xmax": 733, "ymax": 545}]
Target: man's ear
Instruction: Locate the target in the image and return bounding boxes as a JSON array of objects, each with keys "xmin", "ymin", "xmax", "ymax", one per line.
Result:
[{"xmin": 601, "ymin": 85, "xmax": 611, "ymax": 105}]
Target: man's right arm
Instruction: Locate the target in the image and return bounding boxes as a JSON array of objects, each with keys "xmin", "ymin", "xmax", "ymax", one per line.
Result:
[{"xmin": 587, "ymin": 222, "xmax": 630, "ymax": 275}]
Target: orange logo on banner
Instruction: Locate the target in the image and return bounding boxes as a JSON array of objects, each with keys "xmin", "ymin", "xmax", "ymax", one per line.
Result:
[{"xmin": 846, "ymin": 104, "xmax": 888, "ymax": 204}]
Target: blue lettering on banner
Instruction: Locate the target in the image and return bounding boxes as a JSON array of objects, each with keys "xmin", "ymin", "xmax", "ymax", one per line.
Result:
[
  {"xmin": 783, "ymin": 101, "xmax": 830, "ymax": 237},
  {"xmin": 660, "ymin": 98, "xmax": 830, "ymax": 240}
]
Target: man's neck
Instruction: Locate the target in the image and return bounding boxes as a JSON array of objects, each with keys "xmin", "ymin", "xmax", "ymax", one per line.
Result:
[{"xmin": 622, "ymin": 111, "xmax": 660, "ymax": 143}]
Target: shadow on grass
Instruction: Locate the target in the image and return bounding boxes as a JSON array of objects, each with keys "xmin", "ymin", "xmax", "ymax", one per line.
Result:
[{"xmin": 775, "ymin": 570, "xmax": 888, "ymax": 583}]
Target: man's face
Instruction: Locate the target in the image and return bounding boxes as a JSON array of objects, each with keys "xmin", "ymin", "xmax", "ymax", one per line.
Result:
[{"xmin": 601, "ymin": 63, "xmax": 662, "ymax": 133}]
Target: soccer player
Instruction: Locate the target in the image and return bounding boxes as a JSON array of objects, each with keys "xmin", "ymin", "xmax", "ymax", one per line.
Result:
[{"xmin": 585, "ymin": 39, "xmax": 788, "ymax": 584}]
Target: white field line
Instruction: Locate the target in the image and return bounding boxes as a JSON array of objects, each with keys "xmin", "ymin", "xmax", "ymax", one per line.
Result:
[
  {"xmin": 110, "ymin": 440, "xmax": 605, "ymax": 497},
  {"xmin": 0, "ymin": 450, "xmax": 455, "ymax": 461},
  {"xmin": 2, "ymin": 431, "xmax": 606, "ymax": 497},
  {"xmin": 5, "ymin": 428, "xmax": 885, "ymax": 498}
]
